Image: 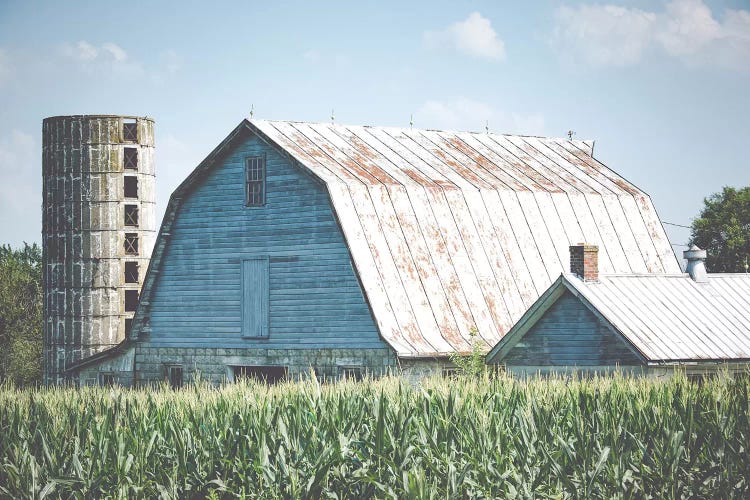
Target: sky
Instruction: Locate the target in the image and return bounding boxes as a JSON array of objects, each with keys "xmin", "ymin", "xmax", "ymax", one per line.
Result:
[{"xmin": 0, "ymin": 0, "xmax": 748, "ymax": 257}]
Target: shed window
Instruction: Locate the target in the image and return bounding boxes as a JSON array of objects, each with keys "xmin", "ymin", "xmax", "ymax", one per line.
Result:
[
  {"xmin": 167, "ymin": 365, "xmax": 183, "ymax": 389},
  {"xmin": 125, "ymin": 290, "xmax": 139, "ymax": 312},
  {"xmin": 124, "ymin": 176, "xmax": 138, "ymax": 198},
  {"xmin": 123, "ymin": 119, "xmax": 137, "ymax": 142},
  {"xmin": 124, "ymin": 261, "xmax": 139, "ymax": 283},
  {"xmin": 245, "ymin": 156, "xmax": 266, "ymax": 207},
  {"xmin": 124, "ymin": 148, "xmax": 138, "ymax": 170},
  {"xmin": 124, "ymin": 204, "xmax": 139, "ymax": 226},
  {"xmin": 124, "ymin": 233, "xmax": 138, "ymax": 255}
]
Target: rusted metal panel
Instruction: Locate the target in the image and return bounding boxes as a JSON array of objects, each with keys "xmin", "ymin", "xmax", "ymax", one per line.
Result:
[{"xmin": 189, "ymin": 119, "xmax": 680, "ymax": 358}]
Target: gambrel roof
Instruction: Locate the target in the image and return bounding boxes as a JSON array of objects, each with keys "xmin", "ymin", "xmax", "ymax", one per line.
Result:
[
  {"xmin": 131, "ymin": 119, "xmax": 680, "ymax": 358},
  {"xmin": 487, "ymin": 273, "xmax": 750, "ymax": 364}
]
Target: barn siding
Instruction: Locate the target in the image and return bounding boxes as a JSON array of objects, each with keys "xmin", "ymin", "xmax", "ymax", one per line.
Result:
[
  {"xmin": 504, "ymin": 291, "xmax": 642, "ymax": 366},
  {"xmin": 141, "ymin": 132, "xmax": 387, "ymax": 351}
]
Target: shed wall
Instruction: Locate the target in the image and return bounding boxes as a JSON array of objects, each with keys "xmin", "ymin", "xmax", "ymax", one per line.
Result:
[{"xmin": 504, "ymin": 291, "xmax": 642, "ymax": 367}]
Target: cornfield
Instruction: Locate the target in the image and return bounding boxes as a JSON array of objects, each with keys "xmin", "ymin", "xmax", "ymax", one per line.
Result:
[{"xmin": 1, "ymin": 373, "xmax": 748, "ymax": 498}]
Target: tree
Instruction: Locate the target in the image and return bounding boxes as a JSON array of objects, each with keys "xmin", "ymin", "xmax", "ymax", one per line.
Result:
[
  {"xmin": 690, "ymin": 186, "xmax": 750, "ymax": 273},
  {"xmin": 0, "ymin": 243, "xmax": 43, "ymax": 385}
]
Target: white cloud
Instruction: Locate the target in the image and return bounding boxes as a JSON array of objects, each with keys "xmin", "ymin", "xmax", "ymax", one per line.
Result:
[
  {"xmin": 62, "ymin": 40, "xmax": 143, "ymax": 75},
  {"xmin": 553, "ymin": 5, "xmax": 656, "ymax": 66},
  {"xmin": 67, "ymin": 41, "xmax": 99, "ymax": 61},
  {"xmin": 424, "ymin": 12, "xmax": 506, "ymax": 61},
  {"xmin": 553, "ymin": 0, "xmax": 750, "ymax": 70},
  {"xmin": 102, "ymin": 42, "xmax": 127, "ymax": 62},
  {"xmin": 416, "ymin": 97, "xmax": 544, "ymax": 135}
]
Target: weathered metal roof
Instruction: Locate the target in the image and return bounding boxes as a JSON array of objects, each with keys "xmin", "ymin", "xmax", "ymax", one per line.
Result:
[
  {"xmin": 488, "ymin": 273, "xmax": 750, "ymax": 363},
  {"xmin": 247, "ymin": 120, "xmax": 681, "ymax": 357}
]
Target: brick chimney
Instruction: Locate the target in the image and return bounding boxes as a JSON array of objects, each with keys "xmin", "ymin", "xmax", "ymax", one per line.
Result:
[{"xmin": 570, "ymin": 244, "xmax": 599, "ymax": 281}]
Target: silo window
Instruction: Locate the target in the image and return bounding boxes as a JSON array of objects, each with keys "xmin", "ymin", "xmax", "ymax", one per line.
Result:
[
  {"xmin": 125, "ymin": 289, "xmax": 139, "ymax": 312},
  {"xmin": 125, "ymin": 261, "xmax": 139, "ymax": 283},
  {"xmin": 124, "ymin": 205, "xmax": 139, "ymax": 226},
  {"xmin": 124, "ymin": 148, "xmax": 138, "ymax": 169},
  {"xmin": 123, "ymin": 119, "xmax": 137, "ymax": 142},
  {"xmin": 124, "ymin": 233, "xmax": 139, "ymax": 255},
  {"xmin": 124, "ymin": 176, "xmax": 138, "ymax": 198},
  {"xmin": 245, "ymin": 156, "xmax": 266, "ymax": 207}
]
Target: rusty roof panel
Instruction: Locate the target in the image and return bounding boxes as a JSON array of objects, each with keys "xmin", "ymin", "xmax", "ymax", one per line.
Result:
[{"xmin": 248, "ymin": 119, "xmax": 680, "ymax": 357}]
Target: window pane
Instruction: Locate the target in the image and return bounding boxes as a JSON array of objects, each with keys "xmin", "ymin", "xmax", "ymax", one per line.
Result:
[
  {"xmin": 124, "ymin": 205, "xmax": 139, "ymax": 226},
  {"xmin": 245, "ymin": 156, "xmax": 266, "ymax": 206},
  {"xmin": 123, "ymin": 121, "xmax": 137, "ymax": 142},
  {"xmin": 124, "ymin": 233, "xmax": 139, "ymax": 255},
  {"xmin": 124, "ymin": 148, "xmax": 138, "ymax": 170},
  {"xmin": 124, "ymin": 176, "xmax": 138, "ymax": 198},
  {"xmin": 125, "ymin": 289, "xmax": 139, "ymax": 312},
  {"xmin": 124, "ymin": 261, "xmax": 139, "ymax": 283}
]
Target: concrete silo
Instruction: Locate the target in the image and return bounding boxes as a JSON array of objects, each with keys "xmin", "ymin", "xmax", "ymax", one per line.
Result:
[{"xmin": 42, "ymin": 115, "xmax": 156, "ymax": 385}]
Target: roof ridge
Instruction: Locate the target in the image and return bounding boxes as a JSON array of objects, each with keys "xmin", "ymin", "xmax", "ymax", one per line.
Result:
[{"xmin": 249, "ymin": 118, "xmax": 592, "ymax": 143}]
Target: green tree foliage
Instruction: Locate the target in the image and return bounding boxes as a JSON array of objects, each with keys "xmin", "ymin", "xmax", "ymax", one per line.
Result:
[
  {"xmin": 448, "ymin": 328, "xmax": 487, "ymax": 376},
  {"xmin": 690, "ymin": 186, "xmax": 750, "ymax": 272},
  {"xmin": 0, "ymin": 243, "xmax": 42, "ymax": 385}
]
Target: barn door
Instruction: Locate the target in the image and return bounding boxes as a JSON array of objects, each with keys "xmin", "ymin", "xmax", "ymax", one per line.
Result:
[{"xmin": 242, "ymin": 257, "xmax": 269, "ymax": 337}]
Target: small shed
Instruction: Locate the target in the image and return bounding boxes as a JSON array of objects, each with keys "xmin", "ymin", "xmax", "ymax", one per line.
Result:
[{"xmin": 486, "ymin": 245, "xmax": 750, "ymax": 377}]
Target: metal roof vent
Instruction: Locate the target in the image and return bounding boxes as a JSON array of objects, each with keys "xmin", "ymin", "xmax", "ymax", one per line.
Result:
[{"xmin": 684, "ymin": 245, "xmax": 708, "ymax": 282}]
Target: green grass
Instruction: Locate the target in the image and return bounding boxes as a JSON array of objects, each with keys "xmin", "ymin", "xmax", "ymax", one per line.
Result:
[{"xmin": 1, "ymin": 372, "xmax": 748, "ymax": 498}]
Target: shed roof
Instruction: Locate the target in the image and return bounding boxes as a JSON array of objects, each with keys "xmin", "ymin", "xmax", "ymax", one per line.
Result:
[
  {"xmin": 487, "ymin": 273, "xmax": 750, "ymax": 364},
  {"xmin": 131, "ymin": 119, "xmax": 680, "ymax": 358}
]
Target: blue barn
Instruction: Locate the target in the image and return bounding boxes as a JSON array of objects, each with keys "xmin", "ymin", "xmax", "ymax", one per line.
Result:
[{"xmin": 72, "ymin": 119, "xmax": 679, "ymax": 386}]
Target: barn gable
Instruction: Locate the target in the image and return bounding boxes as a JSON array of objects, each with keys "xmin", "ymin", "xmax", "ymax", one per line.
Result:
[
  {"xmin": 501, "ymin": 289, "xmax": 643, "ymax": 367},
  {"xmin": 132, "ymin": 124, "xmax": 385, "ymax": 351},
  {"xmin": 131, "ymin": 119, "xmax": 680, "ymax": 359}
]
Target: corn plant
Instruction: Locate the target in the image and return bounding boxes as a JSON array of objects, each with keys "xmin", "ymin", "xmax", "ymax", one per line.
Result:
[{"xmin": 0, "ymin": 371, "xmax": 748, "ymax": 498}]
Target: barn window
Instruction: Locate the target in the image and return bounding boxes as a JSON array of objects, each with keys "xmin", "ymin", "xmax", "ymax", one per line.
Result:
[
  {"xmin": 124, "ymin": 233, "xmax": 138, "ymax": 255},
  {"xmin": 245, "ymin": 156, "xmax": 266, "ymax": 207},
  {"xmin": 124, "ymin": 176, "xmax": 138, "ymax": 198},
  {"xmin": 124, "ymin": 261, "xmax": 139, "ymax": 283},
  {"xmin": 124, "ymin": 148, "xmax": 138, "ymax": 170},
  {"xmin": 123, "ymin": 119, "xmax": 137, "ymax": 142},
  {"xmin": 99, "ymin": 373, "xmax": 116, "ymax": 386},
  {"xmin": 233, "ymin": 366, "xmax": 286, "ymax": 385},
  {"xmin": 340, "ymin": 366, "xmax": 363, "ymax": 381},
  {"xmin": 125, "ymin": 290, "xmax": 139, "ymax": 312},
  {"xmin": 167, "ymin": 365, "xmax": 183, "ymax": 389}
]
